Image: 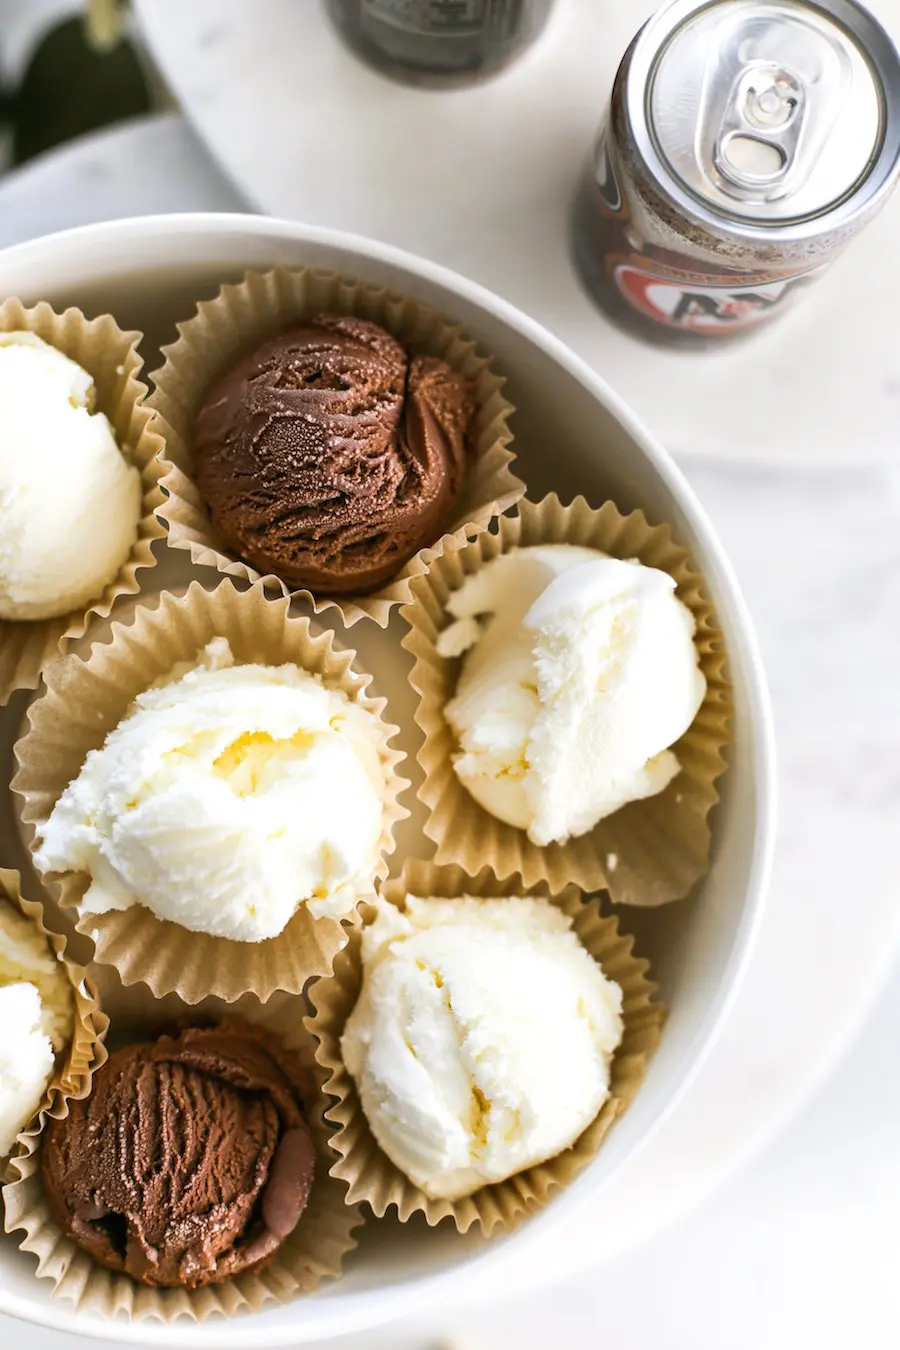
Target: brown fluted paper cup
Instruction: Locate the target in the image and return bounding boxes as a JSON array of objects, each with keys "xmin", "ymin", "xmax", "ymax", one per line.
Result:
[
  {"xmin": 2, "ymin": 987, "xmax": 363, "ymax": 1321},
  {"xmin": 0, "ymin": 867, "xmax": 107, "ymax": 1180},
  {"xmin": 12, "ymin": 580, "xmax": 409, "ymax": 1003},
  {"xmin": 149, "ymin": 265, "xmax": 521, "ymax": 627},
  {"xmin": 306, "ymin": 859, "xmax": 664, "ymax": 1235},
  {"xmin": 401, "ymin": 493, "xmax": 732, "ymax": 905},
  {"xmin": 0, "ymin": 298, "xmax": 166, "ymax": 702}
]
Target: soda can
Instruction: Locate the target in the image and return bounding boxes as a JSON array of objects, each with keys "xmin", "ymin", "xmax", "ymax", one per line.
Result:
[
  {"xmin": 571, "ymin": 0, "xmax": 900, "ymax": 348},
  {"xmin": 327, "ymin": 0, "xmax": 558, "ymax": 87}
]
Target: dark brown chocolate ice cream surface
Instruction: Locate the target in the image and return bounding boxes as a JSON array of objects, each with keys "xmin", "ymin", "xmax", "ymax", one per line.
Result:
[
  {"xmin": 41, "ymin": 1022, "xmax": 316, "ymax": 1289},
  {"xmin": 192, "ymin": 313, "xmax": 475, "ymax": 594}
]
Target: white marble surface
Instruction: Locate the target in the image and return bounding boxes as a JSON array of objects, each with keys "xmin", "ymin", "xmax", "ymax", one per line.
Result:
[
  {"xmin": 134, "ymin": 0, "xmax": 900, "ymax": 468},
  {"xmin": 0, "ymin": 110, "xmax": 899, "ymax": 1349},
  {"xmin": 0, "ymin": 115, "xmax": 246, "ymax": 247}
]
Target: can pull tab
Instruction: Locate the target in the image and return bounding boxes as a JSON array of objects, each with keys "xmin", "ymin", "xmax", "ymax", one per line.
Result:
[
  {"xmin": 694, "ymin": 11, "xmax": 855, "ymax": 207},
  {"xmin": 715, "ymin": 64, "xmax": 805, "ymax": 193}
]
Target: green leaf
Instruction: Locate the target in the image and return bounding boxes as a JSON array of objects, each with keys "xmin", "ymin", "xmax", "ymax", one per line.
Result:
[{"xmin": 11, "ymin": 15, "xmax": 153, "ymax": 166}]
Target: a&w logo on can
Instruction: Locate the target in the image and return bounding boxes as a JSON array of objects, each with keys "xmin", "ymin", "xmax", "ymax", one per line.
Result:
[{"xmin": 612, "ymin": 260, "xmax": 817, "ymax": 332}]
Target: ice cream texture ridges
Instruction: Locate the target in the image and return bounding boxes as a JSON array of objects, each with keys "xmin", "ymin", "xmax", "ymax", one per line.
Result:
[
  {"xmin": 437, "ymin": 544, "xmax": 707, "ymax": 845},
  {"xmin": 193, "ymin": 315, "xmax": 474, "ymax": 594},
  {"xmin": 41, "ymin": 1022, "xmax": 315, "ymax": 1288},
  {"xmin": 341, "ymin": 894, "xmax": 624, "ymax": 1200},
  {"xmin": 34, "ymin": 639, "xmax": 387, "ymax": 942},
  {"xmin": 0, "ymin": 331, "xmax": 141, "ymax": 620}
]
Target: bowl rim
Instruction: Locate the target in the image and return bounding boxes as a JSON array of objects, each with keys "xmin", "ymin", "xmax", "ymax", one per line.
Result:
[{"xmin": 0, "ymin": 213, "xmax": 777, "ymax": 1347}]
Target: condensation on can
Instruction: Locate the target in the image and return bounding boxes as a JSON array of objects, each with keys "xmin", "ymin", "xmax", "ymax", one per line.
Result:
[{"xmin": 571, "ymin": 0, "xmax": 900, "ymax": 349}]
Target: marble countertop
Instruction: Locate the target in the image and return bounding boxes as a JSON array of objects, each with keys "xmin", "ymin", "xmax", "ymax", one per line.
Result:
[
  {"xmin": 133, "ymin": 0, "xmax": 900, "ymax": 468},
  {"xmin": 0, "ymin": 106, "xmax": 898, "ymax": 1350}
]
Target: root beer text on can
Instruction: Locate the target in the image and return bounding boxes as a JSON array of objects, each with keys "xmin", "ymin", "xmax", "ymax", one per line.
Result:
[{"xmin": 571, "ymin": 0, "xmax": 900, "ymax": 349}]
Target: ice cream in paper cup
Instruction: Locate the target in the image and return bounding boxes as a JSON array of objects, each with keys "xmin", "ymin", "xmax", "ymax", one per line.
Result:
[
  {"xmin": 0, "ymin": 298, "xmax": 165, "ymax": 702},
  {"xmin": 0, "ymin": 867, "xmax": 106, "ymax": 1180},
  {"xmin": 149, "ymin": 266, "xmax": 522, "ymax": 627},
  {"xmin": 12, "ymin": 580, "xmax": 409, "ymax": 1003},
  {"xmin": 3, "ymin": 988, "xmax": 361, "ymax": 1321},
  {"xmin": 401, "ymin": 493, "xmax": 732, "ymax": 904},
  {"xmin": 307, "ymin": 859, "xmax": 664, "ymax": 1233}
]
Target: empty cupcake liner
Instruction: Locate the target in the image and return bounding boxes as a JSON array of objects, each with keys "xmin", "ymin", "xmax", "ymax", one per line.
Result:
[
  {"xmin": 0, "ymin": 298, "xmax": 166, "ymax": 703},
  {"xmin": 0, "ymin": 867, "xmax": 107, "ymax": 1180},
  {"xmin": 2, "ymin": 986, "xmax": 363, "ymax": 1321},
  {"xmin": 306, "ymin": 858, "xmax": 665, "ymax": 1235},
  {"xmin": 401, "ymin": 493, "xmax": 732, "ymax": 906},
  {"xmin": 12, "ymin": 579, "xmax": 410, "ymax": 1004},
  {"xmin": 149, "ymin": 265, "xmax": 522, "ymax": 627}
]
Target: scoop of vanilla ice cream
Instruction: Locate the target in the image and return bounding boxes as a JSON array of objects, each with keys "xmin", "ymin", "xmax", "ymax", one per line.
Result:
[
  {"xmin": 341, "ymin": 895, "xmax": 623, "ymax": 1200},
  {"xmin": 437, "ymin": 545, "xmax": 707, "ymax": 846},
  {"xmin": 0, "ymin": 900, "xmax": 74, "ymax": 1049},
  {"xmin": 0, "ymin": 899, "xmax": 75, "ymax": 1156},
  {"xmin": 0, "ymin": 984, "xmax": 56, "ymax": 1156},
  {"xmin": 34, "ymin": 640, "xmax": 387, "ymax": 942},
  {"xmin": 0, "ymin": 332, "xmax": 142, "ymax": 621}
]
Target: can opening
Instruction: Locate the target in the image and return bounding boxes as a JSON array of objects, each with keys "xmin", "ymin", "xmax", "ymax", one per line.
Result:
[
  {"xmin": 640, "ymin": 0, "xmax": 892, "ymax": 226},
  {"xmin": 720, "ymin": 132, "xmax": 787, "ymax": 181}
]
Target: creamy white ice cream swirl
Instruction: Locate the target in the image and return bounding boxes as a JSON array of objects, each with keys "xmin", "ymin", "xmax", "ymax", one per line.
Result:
[
  {"xmin": 437, "ymin": 545, "xmax": 707, "ymax": 846},
  {"xmin": 0, "ymin": 332, "xmax": 141, "ymax": 621},
  {"xmin": 0, "ymin": 901, "xmax": 74, "ymax": 1156},
  {"xmin": 342, "ymin": 894, "xmax": 624, "ymax": 1201},
  {"xmin": 35, "ymin": 640, "xmax": 388, "ymax": 942}
]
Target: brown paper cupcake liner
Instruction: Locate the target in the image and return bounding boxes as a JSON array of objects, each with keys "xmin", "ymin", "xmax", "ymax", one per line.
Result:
[
  {"xmin": 0, "ymin": 867, "xmax": 107, "ymax": 1180},
  {"xmin": 2, "ymin": 987, "xmax": 363, "ymax": 1321},
  {"xmin": 12, "ymin": 580, "xmax": 410, "ymax": 1004},
  {"xmin": 149, "ymin": 265, "xmax": 522, "ymax": 627},
  {"xmin": 306, "ymin": 858, "xmax": 664, "ymax": 1235},
  {"xmin": 0, "ymin": 298, "xmax": 166, "ymax": 703},
  {"xmin": 401, "ymin": 493, "xmax": 732, "ymax": 906}
]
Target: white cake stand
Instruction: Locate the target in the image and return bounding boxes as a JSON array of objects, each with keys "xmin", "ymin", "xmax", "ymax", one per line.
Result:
[{"xmin": 134, "ymin": 0, "xmax": 900, "ymax": 467}]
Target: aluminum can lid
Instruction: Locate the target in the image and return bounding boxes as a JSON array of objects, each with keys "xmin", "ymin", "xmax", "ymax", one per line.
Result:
[{"xmin": 634, "ymin": 0, "xmax": 900, "ymax": 229}]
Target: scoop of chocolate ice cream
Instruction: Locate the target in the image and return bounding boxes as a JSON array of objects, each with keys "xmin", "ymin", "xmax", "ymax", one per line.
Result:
[
  {"xmin": 192, "ymin": 313, "xmax": 475, "ymax": 594},
  {"xmin": 41, "ymin": 1022, "xmax": 315, "ymax": 1289}
]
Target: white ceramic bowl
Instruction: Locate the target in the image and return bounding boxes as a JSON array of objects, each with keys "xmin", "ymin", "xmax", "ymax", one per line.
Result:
[{"xmin": 0, "ymin": 216, "xmax": 775, "ymax": 1347}]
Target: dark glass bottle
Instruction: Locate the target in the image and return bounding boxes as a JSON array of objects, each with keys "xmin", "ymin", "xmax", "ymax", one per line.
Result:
[{"xmin": 326, "ymin": 0, "xmax": 558, "ymax": 88}]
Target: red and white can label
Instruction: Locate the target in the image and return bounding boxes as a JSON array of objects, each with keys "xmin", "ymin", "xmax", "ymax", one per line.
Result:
[{"xmin": 611, "ymin": 258, "xmax": 815, "ymax": 333}]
